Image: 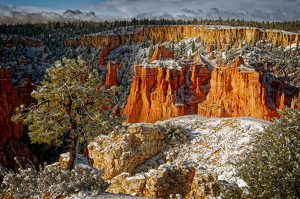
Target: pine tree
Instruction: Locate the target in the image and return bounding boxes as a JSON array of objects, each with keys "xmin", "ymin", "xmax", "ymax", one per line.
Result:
[
  {"xmin": 13, "ymin": 57, "xmax": 123, "ymax": 171},
  {"xmin": 152, "ymin": 34, "xmax": 156, "ymax": 45},
  {"xmin": 192, "ymin": 40, "xmax": 196, "ymax": 52},
  {"xmin": 142, "ymin": 32, "xmax": 148, "ymax": 48}
]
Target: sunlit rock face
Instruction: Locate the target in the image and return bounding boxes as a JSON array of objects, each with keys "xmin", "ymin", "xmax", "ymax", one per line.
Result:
[
  {"xmin": 124, "ymin": 53, "xmax": 298, "ymax": 123},
  {"xmin": 124, "ymin": 54, "xmax": 210, "ymax": 123},
  {"xmin": 149, "ymin": 46, "xmax": 174, "ymax": 63},
  {"xmin": 65, "ymin": 25, "xmax": 300, "ymax": 56},
  {"xmin": 198, "ymin": 56, "xmax": 299, "ymax": 120}
]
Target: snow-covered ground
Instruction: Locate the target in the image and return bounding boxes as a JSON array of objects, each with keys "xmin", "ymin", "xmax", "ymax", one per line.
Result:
[
  {"xmin": 66, "ymin": 192, "xmax": 153, "ymax": 199},
  {"xmin": 155, "ymin": 115, "xmax": 271, "ymax": 187}
]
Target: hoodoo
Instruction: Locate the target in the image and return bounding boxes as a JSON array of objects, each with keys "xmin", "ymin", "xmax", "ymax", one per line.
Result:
[
  {"xmin": 124, "ymin": 51, "xmax": 299, "ymax": 123},
  {"xmin": 124, "ymin": 53, "xmax": 211, "ymax": 123}
]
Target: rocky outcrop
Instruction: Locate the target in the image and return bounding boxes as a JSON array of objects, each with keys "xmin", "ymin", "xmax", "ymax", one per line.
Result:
[
  {"xmin": 98, "ymin": 46, "xmax": 110, "ymax": 65},
  {"xmin": 105, "ymin": 62, "xmax": 119, "ymax": 88},
  {"xmin": 233, "ymin": 56, "xmax": 244, "ymax": 68},
  {"xmin": 3, "ymin": 38, "xmax": 44, "ymax": 47},
  {"xmin": 198, "ymin": 57, "xmax": 298, "ymax": 120},
  {"xmin": 123, "ymin": 55, "xmax": 210, "ymax": 123},
  {"xmin": 88, "ymin": 121, "xmax": 220, "ymax": 198},
  {"xmin": 0, "ymin": 67, "xmax": 34, "ymax": 169},
  {"xmin": 65, "ymin": 25, "xmax": 300, "ymax": 63},
  {"xmin": 149, "ymin": 46, "xmax": 174, "ymax": 62},
  {"xmin": 88, "ymin": 123, "xmax": 165, "ymax": 180},
  {"xmin": 124, "ymin": 54, "xmax": 298, "ymax": 123}
]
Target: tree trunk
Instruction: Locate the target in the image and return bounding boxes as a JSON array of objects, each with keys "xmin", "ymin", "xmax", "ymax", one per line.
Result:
[{"xmin": 67, "ymin": 136, "xmax": 79, "ymax": 171}]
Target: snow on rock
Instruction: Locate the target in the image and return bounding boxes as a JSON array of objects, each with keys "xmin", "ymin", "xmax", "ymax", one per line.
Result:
[
  {"xmin": 157, "ymin": 115, "xmax": 269, "ymax": 185},
  {"xmin": 88, "ymin": 115, "xmax": 270, "ymax": 198}
]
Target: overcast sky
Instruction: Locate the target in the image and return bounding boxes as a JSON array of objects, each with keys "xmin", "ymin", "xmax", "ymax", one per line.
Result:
[{"xmin": 0, "ymin": 0, "xmax": 300, "ymax": 23}]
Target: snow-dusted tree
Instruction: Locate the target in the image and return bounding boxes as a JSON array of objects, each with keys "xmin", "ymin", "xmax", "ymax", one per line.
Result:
[
  {"xmin": 221, "ymin": 102, "xmax": 300, "ymax": 198},
  {"xmin": 227, "ymin": 33, "xmax": 232, "ymax": 48},
  {"xmin": 142, "ymin": 32, "xmax": 148, "ymax": 48},
  {"xmin": 13, "ymin": 57, "xmax": 123, "ymax": 171},
  {"xmin": 1, "ymin": 159, "xmax": 109, "ymax": 198},
  {"xmin": 192, "ymin": 40, "xmax": 196, "ymax": 52}
]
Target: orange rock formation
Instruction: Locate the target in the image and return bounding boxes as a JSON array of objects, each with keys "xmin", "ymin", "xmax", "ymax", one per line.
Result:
[
  {"xmin": 3, "ymin": 38, "xmax": 44, "ymax": 47},
  {"xmin": 124, "ymin": 54, "xmax": 299, "ymax": 123},
  {"xmin": 123, "ymin": 55, "xmax": 210, "ymax": 123},
  {"xmin": 199, "ymin": 63, "xmax": 273, "ymax": 120},
  {"xmin": 149, "ymin": 46, "xmax": 174, "ymax": 62},
  {"xmin": 66, "ymin": 25, "xmax": 300, "ymax": 63},
  {"xmin": 98, "ymin": 45, "xmax": 110, "ymax": 65},
  {"xmin": 66, "ymin": 26, "xmax": 299, "ymax": 49},
  {"xmin": 233, "ymin": 56, "xmax": 245, "ymax": 68},
  {"xmin": 0, "ymin": 67, "xmax": 34, "ymax": 168},
  {"xmin": 105, "ymin": 62, "xmax": 119, "ymax": 88}
]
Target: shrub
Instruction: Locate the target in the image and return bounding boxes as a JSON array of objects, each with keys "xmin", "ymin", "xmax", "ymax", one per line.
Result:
[
  {"xmin": 221, "ymin": 102, "xmax": 300, "ymax": 198},
  {"xmin": 163, "ymin": 122, "xmax": 190, "ymax": 144},
  {"xmin": 0, "ymin": 163, "xmax": 109, "ymax": 199}
]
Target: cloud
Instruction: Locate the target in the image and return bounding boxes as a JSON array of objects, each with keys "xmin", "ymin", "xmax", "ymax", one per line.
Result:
[
  {"xmin": 0, "ymin": 0, "xmax": 299, "ymax": 23},
  {"xmin": 86, "ymin": 0, "xmax": 300, "ymax": 21},
  {"xmin": 0, "ymin": 4, "xmax": 120, "ymax": 24}
]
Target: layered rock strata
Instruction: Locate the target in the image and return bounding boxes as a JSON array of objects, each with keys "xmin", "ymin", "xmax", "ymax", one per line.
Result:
[
  {"xmin": 123, "ymin": 55, "xmax": 210, "ymax": 123},
  {"xmin": 66, "ymin": 25, "xmax": 300, "ymax": 62},
  {"xmin": 124, "ymin": 55, "xmax": 299, "ymax": 123},
  {"xmin": 3, "ymin": 38, "xmax": 44, "ymax": 47}
]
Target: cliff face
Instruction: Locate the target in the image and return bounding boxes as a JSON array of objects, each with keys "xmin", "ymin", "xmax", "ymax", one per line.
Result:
[
  {"xmin": 198, "ymin": 57, "xmax": 299, "ymax": 120},
  {"xmin": 65, "ymin": 25, "xmax": 300, "ymax": 62},
  {"xmin": 149, "ymin": 46, "xmax": 175, "ymax": 62},
  {"xmin": 124, "ymin": 55, "xmax": 298, "ymax": 123},
  {"xmin": 123, "ymin": 56, "xmax": 210, "ymax": 123},
  {"xmin": 198, "ymin": 67, "xmax": 272, "ymax": 120},
  {"xmin": 3, "ymin": 38, "xmax": 44, "ymax": 47},
  {"xmin": 0, "ymin": 67, "xmax": 34, "ymax": 169}
]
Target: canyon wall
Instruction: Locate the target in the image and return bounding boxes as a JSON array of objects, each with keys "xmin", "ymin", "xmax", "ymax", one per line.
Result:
[
  {"xmin": 123, "ymin": 53, "xmax": 210, "ymax": 123},
  {"xmin": 198, "ymin": 62, "xmax": 275, "ymax": 120},
  {"xmin": 65, "ymin": 25, "xmax": 300, "ymax": 55},
  {"xmin": 0, "ymin": 67, "xmax": 34, "ymax": 169},
  {"xmin": 149, "ymin": 46, "xmax": 174, "ymax": 62},
  {"xmin": 3, "ymin": 38, "xmax": 44, "ymax": 47},
  {"xmin": 124, "ymin": 56, "xmax": 299, "ymax": 123}
]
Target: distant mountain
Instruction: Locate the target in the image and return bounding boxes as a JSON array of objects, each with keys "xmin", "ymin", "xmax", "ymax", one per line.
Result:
[{"xmin": 0, "ymin": 9, "xmax": 122, "ymax": 24}]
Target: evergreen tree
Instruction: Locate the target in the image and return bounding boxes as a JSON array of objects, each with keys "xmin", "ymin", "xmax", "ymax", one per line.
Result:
[
  {"xmin": 192, "ymin": 40, "xmax": 196, "ymax": 52},
  {"xmin": 13, "ymin": 57, "xmax": 123, "ymax": 171},
  {"xmin": 142, "ymin": 32, "xmax": 148, "ymax": 48},
  {"xmin": 152, "ymin": 34, "xmax": 156, "ymax": 45}
]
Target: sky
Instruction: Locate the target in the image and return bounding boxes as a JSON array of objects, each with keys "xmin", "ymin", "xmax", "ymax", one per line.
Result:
[
  {"xmin": 0, "ymin": 0, "xmax": 102, "ymax": 11},
  {"xmin": 0, "ymin": 0, "xmax": 300, "ymax": 23}
]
